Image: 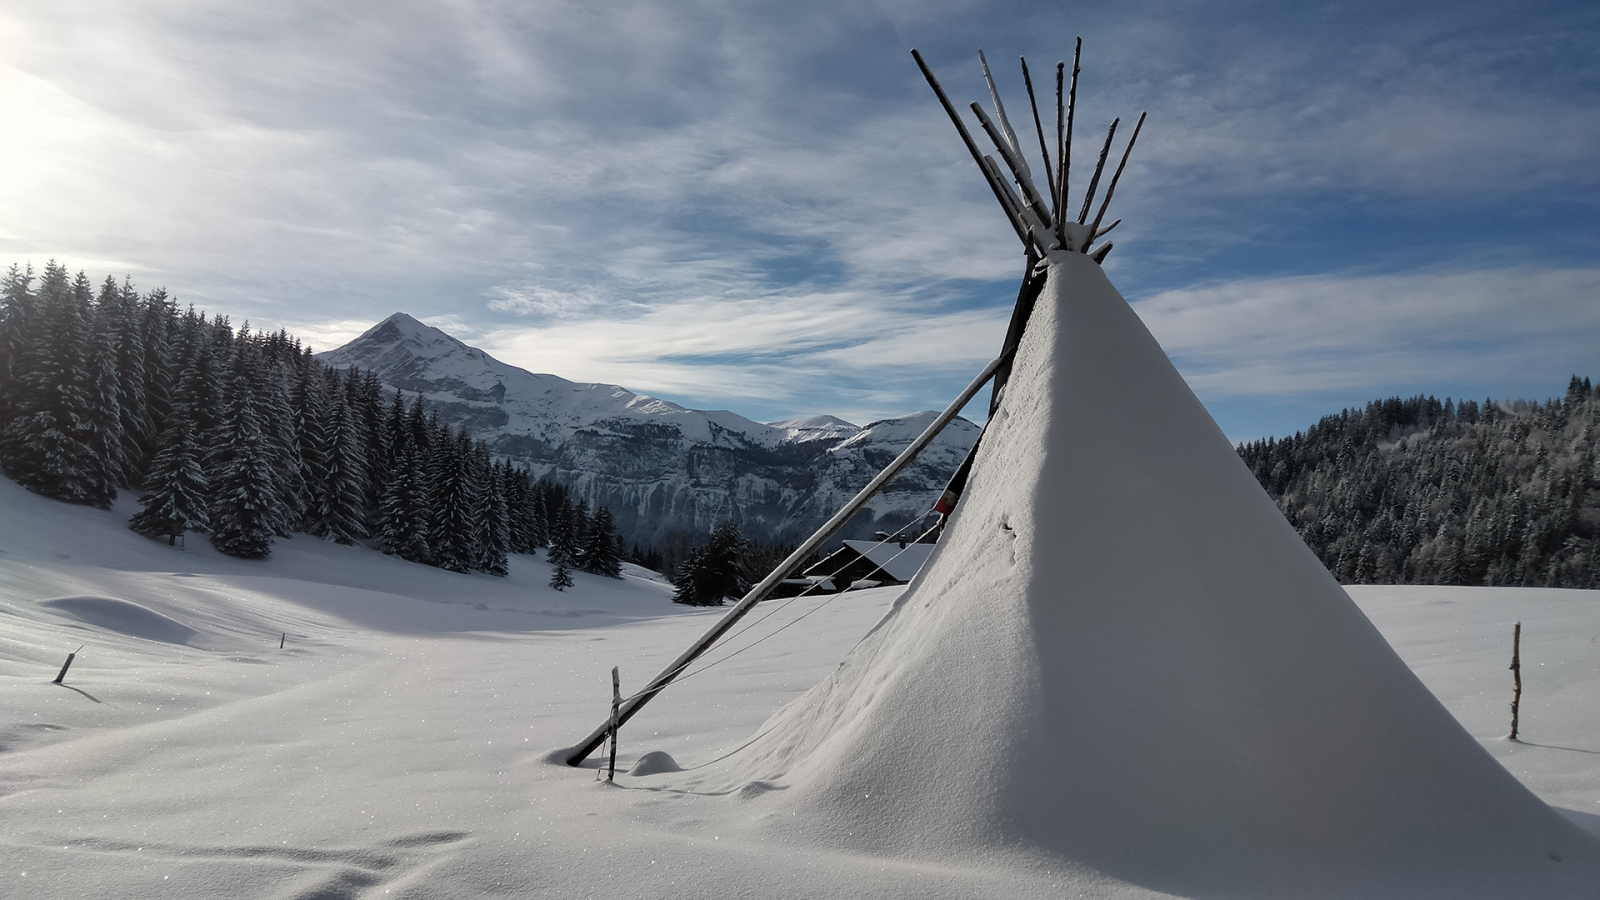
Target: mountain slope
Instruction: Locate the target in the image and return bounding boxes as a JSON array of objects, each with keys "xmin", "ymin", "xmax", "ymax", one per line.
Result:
[{"xmin": 318, "ymin": 313, "xmax": 979, "ymax": 545}]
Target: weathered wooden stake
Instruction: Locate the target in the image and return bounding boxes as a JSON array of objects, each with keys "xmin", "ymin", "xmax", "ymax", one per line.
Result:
[
  {"xmin": 608, "ymin": 667, "xmax": 621, "ymax": 782},
  {"xmin": 280, "ymin": 632, "xmax": 286, "ymax": 649},
  {"xmin": 1510, "ymin": 621, "xmax": 1522, "ymax": 740},
  {"xmin": 53, "ymin": 645, "xmax": 84, "ymax": 684}
]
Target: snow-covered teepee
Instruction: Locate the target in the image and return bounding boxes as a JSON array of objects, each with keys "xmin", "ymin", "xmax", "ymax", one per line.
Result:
[{"xmin": 686, "ymin": 46, "xmax": 1600, "ymax": 898}]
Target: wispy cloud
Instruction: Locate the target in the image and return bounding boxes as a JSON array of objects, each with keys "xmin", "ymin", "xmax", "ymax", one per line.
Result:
[
  {"xmin": 1136, "ymin": 265, "xmax": 1600, "ymax": 398},
  {"xmin": 0, "ymin": 0, "xmax": 1596, "ymax": 431}
]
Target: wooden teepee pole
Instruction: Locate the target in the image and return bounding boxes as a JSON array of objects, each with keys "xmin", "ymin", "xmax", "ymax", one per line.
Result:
[
  {"xmin": 1077, "ymin": 118, "xmax": 1119, "ymax": 226},
  {"xmin": 1020, "ymin": 57, "xmax": 1056, "ymax": 218},
  {"xmin": 1059, "ymin": 39, "xmax": 1080, "ymax": 243},
  {"xmin": 1084, "ymin": 112, "xmax": 1146, "ymax": 254},
  {"xmin": 911, "ymin": 49, "xmax": 1032, "ymax": 248}
]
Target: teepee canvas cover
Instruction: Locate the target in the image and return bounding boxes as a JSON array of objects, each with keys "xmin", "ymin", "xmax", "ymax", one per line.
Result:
[{"xmin": 693, "ymin": 52, "xmax": 1600, "ymax": 898}]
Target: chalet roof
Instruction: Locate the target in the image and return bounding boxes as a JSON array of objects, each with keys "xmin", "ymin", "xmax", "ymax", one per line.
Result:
[{"xmin": 840, "ymin": 540, "xmax": 933, "ymax": 583}]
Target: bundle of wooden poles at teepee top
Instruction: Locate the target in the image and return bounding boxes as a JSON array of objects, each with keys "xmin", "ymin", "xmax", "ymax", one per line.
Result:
[
  {"xmin": 564, "ymin": 43, "xmax": 1146, "ymax": 767},
  {"xmin": 923, "ymin": 42, "xmax": 1147, "ymax": 527}
]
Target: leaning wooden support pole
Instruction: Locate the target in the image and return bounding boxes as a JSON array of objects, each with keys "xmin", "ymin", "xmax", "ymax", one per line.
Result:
[
  {"xmin": 608, "ymin": 667, "xmax": 621, "ymax": 782},
  {"xmin": 1510, "ymin": 621, "xmax": 1522, "ymax": 741},
  {"xmin": 564, "ymin": 354, "xmax": 1008, "ymax": 766},
  {"xmin": 53, "ymin": 645, "xmax": 84, "ymax": 684}
]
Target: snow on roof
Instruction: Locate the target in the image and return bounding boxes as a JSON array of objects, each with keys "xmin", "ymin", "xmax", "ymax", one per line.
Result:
[{"xmin": 840, "ymin": 539, "xmax": 933, "ymax": 583}]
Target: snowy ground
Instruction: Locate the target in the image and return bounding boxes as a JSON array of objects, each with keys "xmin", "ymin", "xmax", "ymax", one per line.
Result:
[{"xmin": 2, "ymin": 475, "xmax": 1598, "ymax": 898}]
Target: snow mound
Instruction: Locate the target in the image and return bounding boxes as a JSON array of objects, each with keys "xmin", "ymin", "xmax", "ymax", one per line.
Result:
[
  {"xmin": 628, "ymin": 750, "xmax": 682, "ymax": 776},
  {"xmin": 690, "ymin": 251, "xmax": 1600, "ymax": 898},
  {"xmin": 40, "ymin": 596, "xmax": 200, "ymax": 645}
]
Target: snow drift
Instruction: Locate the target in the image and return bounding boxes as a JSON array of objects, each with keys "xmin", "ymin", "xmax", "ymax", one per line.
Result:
[
  {"xmin": 693, "ymin": 250, "xmax": 1600, "ymax": 897},
  {"xmin": 40, "ymin": 596, "xmax": 199, "ymax": 646}
]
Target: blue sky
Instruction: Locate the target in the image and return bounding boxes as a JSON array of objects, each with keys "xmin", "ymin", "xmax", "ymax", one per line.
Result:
[{"xmin": 2, "ymin": 0, "xmax": 1596, "ymax": 441}]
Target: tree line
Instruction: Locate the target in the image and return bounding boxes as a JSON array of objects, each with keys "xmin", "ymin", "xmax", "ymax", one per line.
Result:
[
  {"xmin": 0, "ymin": 261, "xmax": 623, "ymax": 582},
  {"xmin": 1239, "ymin": 378, "xmax": 1599, "ymax": 588}
]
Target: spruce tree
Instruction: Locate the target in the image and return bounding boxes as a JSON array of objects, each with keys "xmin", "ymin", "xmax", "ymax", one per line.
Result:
[
  {"xmin": 139, "ymin": 289, "xmax": 175, "ymax": 440},
  {"xmin": 129, "ymin": 413, "xmax": 209, "ymax": 543},
  {"xmin": 672, "ymin": 546, "xmax": 706, "ymax": 605},
  {"xmin": 480, "ymin": 456, "xmax": 511, "ymax": 577},
  {"xmin": 428, "ymin": 429, "xmax": 478, "ymax": 573},
  {"xmin": 529, "ymin": 483, "xmax": 550, "ymax": 549},
  {"xmin": 581, "ymin": 506, "xmax": 624, "ymax": 578},
  {"xmin": 112, "ymin": 276, "xmax": 153, "ymax": 484},
  {"xmin": 547, "ymin": 496, "xmax": 580, "ymax": 569},
  {"xmin": 289, "ymin": 355, "xmax": 327, "ymax": 524},
  {"xmin": 549, "ymin": 561, "xmax": 574, "ymax": 591},
  {"xmin": 82, "ymin": 284, "xmax": 123, "ymax": 506},
  {"xmin": 0, "ymin": 261, "xmax": 100, "ymax": 503},
  {"xmin": 208, "ymin": 356, "xmax": 276, "ymax": 558},
  {"xmin": 377, "ymin": 441, "xmax": 430, "ymax": 562},
  {"xmin": 672, "ymin": 521, "xmax": 747, "ymax": 606},
  {"xmin": 0, "ymin": 263, "xmax": 37, "ymax": 428},
  {"xmin": 505, "ymin": 463, "xmax": 534, "ymax": 553},
  {"xmin": 308, "ymin": 370, "xmax": 367, "ymax": 544}
]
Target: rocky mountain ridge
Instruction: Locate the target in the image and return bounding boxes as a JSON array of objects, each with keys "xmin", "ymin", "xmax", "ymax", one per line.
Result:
[{"xmin": 317, "ymin": 313, "xmax": 980, "ymax": 546}]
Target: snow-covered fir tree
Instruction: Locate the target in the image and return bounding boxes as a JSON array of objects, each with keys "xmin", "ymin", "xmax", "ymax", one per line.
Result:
[
  {"xmin": 207, "ymin": 345, "xmax": 279, "ymax": 558},
  {"xmin": 477, "ymin": 451, "xmax": 510, "ymax": 577},
  {"xmin": 81, "ymin": 276, "xmax": 124, "ymax": 507},
  {"xmin": 549, "ymin": 561, "xmax": 574, "ymax": 591},
  {"xmin": 528, "ymin": 485, "xmax": 549, "ymax": 550},
  {"xmin": 580, "ymin": 506, "xmax": 624, "ymax": 578},
  {"xmin": 307, "ymin": 368, "xmax": 367, "ymax": 544},
  {"xmin": 129, "ymin": 412, "xmax": 209, "ymax": 544},
  {"xmin": 0, "ymin": 261, "xmax": 102, "ymax": 504},
  {"xmin": 547, "ymin": 495, "xmax": 580, "ymax": 570},
  {"xmin": 428, "ymin": 429, "xmax": 479, "ymax": 573},
  {"xmin": 672, "ymin": 520, "xmax": 747, "ymax": 606},
  {"xmin": 378, "ymin": 441, "xmax": 430, "ymax": 562}
]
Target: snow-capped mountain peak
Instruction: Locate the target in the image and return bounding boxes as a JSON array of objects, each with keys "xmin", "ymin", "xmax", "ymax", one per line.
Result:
[{"xmin": 318, "ymin": 313, "xmax": 977, "ymax": 543}]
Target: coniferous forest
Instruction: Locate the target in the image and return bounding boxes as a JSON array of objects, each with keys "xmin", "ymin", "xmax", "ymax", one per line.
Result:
[
  {"xmin": 5, "ymin": 260, "xmax": 1597, "ymax": 591},
  {"xmin": 1238, "ymin": 380, "xmax": 1600, "ymax": 588},
  {"xmin": 0, "ymin": 261, "xmax": 625, "ymax": 579}
]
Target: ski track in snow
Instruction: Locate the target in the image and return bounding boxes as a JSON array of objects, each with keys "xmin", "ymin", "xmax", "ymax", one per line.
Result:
[{"xmin": 2, "ymin": 474, "xmax": 1599, "ymax": 898}]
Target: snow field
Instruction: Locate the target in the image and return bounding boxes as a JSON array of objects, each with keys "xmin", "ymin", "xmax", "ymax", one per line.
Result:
[{"xmin": 3, "ymin": 468, "xmax": 1600, "ymax": 897}]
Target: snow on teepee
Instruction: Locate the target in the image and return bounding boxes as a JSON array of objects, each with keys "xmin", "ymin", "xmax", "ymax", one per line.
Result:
[{"xmin": 683, "ymin": 46, "xmax": 1600, "ymax": 898}]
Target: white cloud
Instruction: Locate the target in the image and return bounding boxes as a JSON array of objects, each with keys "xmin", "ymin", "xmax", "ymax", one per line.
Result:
[
  {"xmin": 1, "ymin": 0, "xmax": 1595, "ymax": 432},
  {"xmin": 1134, "ymin": 266, "xmax": 1600, "ymax": 398},
  {"xmin": 486, "ymin": 283, "xmax": 610, "ymax": 317}
]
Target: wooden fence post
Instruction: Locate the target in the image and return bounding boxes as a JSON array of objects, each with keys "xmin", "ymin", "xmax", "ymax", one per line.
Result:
[
  {"xmin": 53, "ymin": 645, "xmax": 84, "ymax": 684},
  {"xmin": 1509, "ymin": 621, "xmax": 1522, "ymax": 741},
  {"xmin": 608, "ymin": 667, "xmax": 621, "ymax": 782}
]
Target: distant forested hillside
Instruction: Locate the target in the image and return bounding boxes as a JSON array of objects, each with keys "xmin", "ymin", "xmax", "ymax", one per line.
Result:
[
  {"xmin": 1239, "ymin": 378, "xmax": 1599, "ymax": 588},
  {"xmin": 0, "ymin": 260, "xmax": 623, "ymax": 578}
]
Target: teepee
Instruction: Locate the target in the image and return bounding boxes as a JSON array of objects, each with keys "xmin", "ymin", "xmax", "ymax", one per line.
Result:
[{"xmin": 678, "ymin": 46, "xmax": 1600, "ymax": 898}]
